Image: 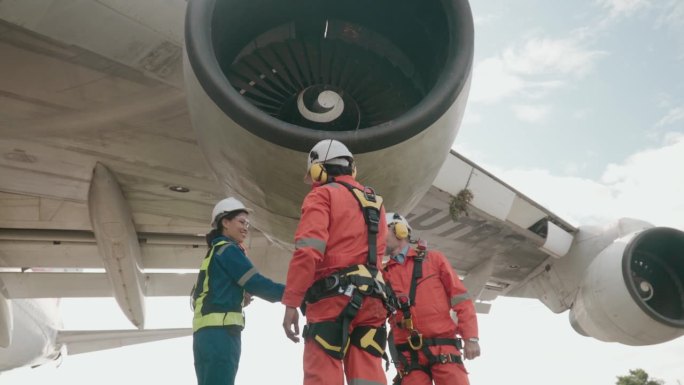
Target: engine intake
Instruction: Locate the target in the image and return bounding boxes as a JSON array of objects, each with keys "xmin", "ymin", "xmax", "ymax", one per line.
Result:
[
  {"xmin": 570, "ymin": 227, "xmax": 684, "ymax": 345},
  {"xmin": 623, "ymin": 227, "xmax": 684, "ymax": 328},
  {"xmin": 185, "ymin": 0, "xmax": 473, "ymax": 152}
]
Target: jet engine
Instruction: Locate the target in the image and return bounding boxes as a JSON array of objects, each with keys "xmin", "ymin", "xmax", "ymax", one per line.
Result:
[
  {"xmin": 569, "ymin": 227, "xmax": 684, "ymax": 345},
  {"xmin": 183, "ymin": 0, "xmax": 474, "ymax": 242}
]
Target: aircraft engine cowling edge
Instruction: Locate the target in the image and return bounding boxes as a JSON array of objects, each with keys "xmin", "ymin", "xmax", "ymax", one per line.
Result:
[
  {"xmin": 0, "ymin": 292, "xmax": 12, "ymax": 348},
  {"xmin": 183, "ymin": 0, "xmax": 474, "ymax": 242},
  {"xmin": 569, "ymin": 227, "xmax": 684, "ymax": 345}
]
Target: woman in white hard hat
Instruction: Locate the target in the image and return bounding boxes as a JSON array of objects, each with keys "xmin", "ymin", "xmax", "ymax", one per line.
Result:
[{"xmin": 192, "ymin": 197, "xmax": 285, "ymax": 385}]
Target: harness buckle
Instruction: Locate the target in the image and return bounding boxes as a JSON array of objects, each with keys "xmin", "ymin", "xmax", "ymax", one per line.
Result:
[
  {"xmin": 343, "ymin": 284, "xmax": 356, "ymax": 297},
  {"xmin": 324, "ymin": 274, "xmax": 340, "ymax": 291},
  {"xmin": 408, "ymin": 330, "xmax": 423, "ymax": 350},
  {"xmin": 417, "ymin": 239, "xmax": 428, "ymax": 251},
  {"xmin": 363, "ymin": 186, "xmax": 377, "ymax": 202},
  {"xmin": 399, "ymin": 317, "xmax": 414, "ymax": 330},
  {"xmin": 439, "ymin": 354, "xmax": 449, "ymax": 364},
  {"xmin": 366, "ymin": 208, "xmax": 380, "ymax": 233}
]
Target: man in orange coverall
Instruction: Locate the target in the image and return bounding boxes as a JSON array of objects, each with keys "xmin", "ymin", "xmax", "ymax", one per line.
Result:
[
  {"xmin": 383, "ymin": 213, "xmax": 480, "ymax": 385},
  {"xmin": 282, "ymin": 139, "xmax": 390, "ymax": 385}
]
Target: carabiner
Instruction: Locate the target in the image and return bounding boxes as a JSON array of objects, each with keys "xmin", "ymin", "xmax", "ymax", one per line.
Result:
[{"xmin": 408, "ymin": 330, "xmax": 423, "ymax": 350}]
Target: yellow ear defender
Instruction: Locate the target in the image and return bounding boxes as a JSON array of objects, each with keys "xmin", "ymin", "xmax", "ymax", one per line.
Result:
[
  {"xmin": 393, "ymin": 221, "xmax": 409, "ymax": 240},
  {"xmin": 309, "ymin": 160, "xmax": 355, "ymax": 184},
  {"xmin": 309, "ymin": 162, "xmax": 329, "ymax": 184}
]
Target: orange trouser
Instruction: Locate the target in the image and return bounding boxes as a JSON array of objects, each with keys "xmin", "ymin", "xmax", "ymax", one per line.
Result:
[
  {"xmin": 303, "ymin": 296, "xmax": 387, "ymax": 385},
  {"xmin": 397, "ymin": 344, "xmax": 469, "ymax": 385}
]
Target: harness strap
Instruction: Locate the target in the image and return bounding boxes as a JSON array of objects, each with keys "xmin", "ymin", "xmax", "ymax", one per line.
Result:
[
  {"xmin": 337, "ymin": 285, "xmax": 364, "ymax": 357},
  {"xmin": 305, "ymin": 265, "xmax": 388, "ymax": 304},
  {"xmin": 388, "ymin": 331, "xmax": 425, "ymax": 379},
  {"xmin": 392, "ymin": 337, "xmax": 464, "ymax": 379},
  {"xmin": 395, "ymin": 337, "xmax": 463, "ymax": 352},
  {"xmin": 394, "ymin": 246, "xmax": 426, "ymax": 331},
  {"xmin": 335, "ymin": 180, "xmax": 383, "ymax": 266}
]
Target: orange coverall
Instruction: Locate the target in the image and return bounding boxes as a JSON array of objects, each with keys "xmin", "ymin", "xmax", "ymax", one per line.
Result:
[
  {"xmin": 283, "ymin": 174, "xmax": 388, "ymax": 385},
  {"xmin": 383, "ymin": 247, "xmax": 478, "ymax": 385}
]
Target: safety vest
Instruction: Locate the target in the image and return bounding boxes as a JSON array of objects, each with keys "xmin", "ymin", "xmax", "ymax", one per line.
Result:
[{"xmin": 192, "ymin": 240, "xmax": 245, "ymax": 332}]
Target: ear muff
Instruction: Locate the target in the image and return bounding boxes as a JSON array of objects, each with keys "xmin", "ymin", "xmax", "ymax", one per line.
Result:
[
  {"xmin": 309, "ymin": 162, "xmax": 328, "ymax": 184},
  {"xmin": 392, "ymin": 222, "xmax": 409, "ymax": 240}
]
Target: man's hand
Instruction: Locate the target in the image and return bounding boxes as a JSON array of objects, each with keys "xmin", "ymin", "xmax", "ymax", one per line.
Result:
[
  {"xmin": 463, "ymin": 339, "xmax": 481, "ymax": 360},
  {"xmin": 242, "ymin": 292, "xmax": 253, "ymax": 307},
  {"xmin": 282, "ymin": 306, "xmax": 300, "ymax": 343}
]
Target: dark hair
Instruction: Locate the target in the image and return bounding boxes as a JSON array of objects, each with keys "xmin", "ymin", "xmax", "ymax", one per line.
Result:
[
  {"xmin": 205, "ymin": 209, "xmax": 248, "ymax": 246},
  {"xmin": 324, "ymin": 163, "xmax": 354, "ymax": 177}
]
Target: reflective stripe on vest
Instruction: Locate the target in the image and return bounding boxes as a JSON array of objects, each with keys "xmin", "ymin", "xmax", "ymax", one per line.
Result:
[
  {"xmin": 193, "ymin": 310, "xmax": 245, "ymax": 332},
  {"xmin": 192, "ymin": 240, "xmax": 245, "ymax": 332}
]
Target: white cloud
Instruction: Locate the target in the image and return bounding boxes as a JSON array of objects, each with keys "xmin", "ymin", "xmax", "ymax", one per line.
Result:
[
  {"xmin": 572, "ymin": 109, "xmax": 591, "ymax": 120},
  {"xmin": 499, "ymin": 168, "xmax": 616, "ymax": 227},
  {"xmin": 512, "ymin": 104, "xmax": 550, "ymax": 123},
  {"xmin": 563, "ymin": 161, "xmax": 589, "ymax": 176},
  {"xmin": 470, "ymin": 57, "xmax": 526, "ymax": 103},
  {"xmin": 659, "ymin": 0, "xmax": 684, "ymax": 27},
  {"xmin": 494, "ymin": 134, "xmax": 684, "ymax": 230},
  {"xmin": 597, "ymin": 0, "xmax": 651, "ymax": 19},
  {"xmin": 502, "ymin": 38, "xmax": 606, "ymax": 77},
  {"xmin": 474, "ymin": 13, "xmax": 499, "ymax": 27},
  {"xmin": 655, "ymin": 106, "xmax": 684, "ymax": 127},
  {"xmin": 470, "ymin": 38, "xmax": 605, "ymax": 103},
  {"xmin": 462, "ymin": 109, "xmax": 482, "ymax": 126}
]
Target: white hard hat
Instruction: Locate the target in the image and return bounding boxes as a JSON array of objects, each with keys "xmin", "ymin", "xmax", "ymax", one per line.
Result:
[
  {"xmin": 386, "ymin": 212, "xmax": 412, "ymax": 233},
  {"xmin": 211, "ymin": 197, "xmax": 251, "ymax": 229},
  {"xmin": 306, "ymin": 139, "xmax": 353, "ymax": 173}
]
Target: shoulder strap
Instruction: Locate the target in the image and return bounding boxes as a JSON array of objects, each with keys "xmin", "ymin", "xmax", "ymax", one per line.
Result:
[
  {"xmin": 335, "ymin": 181, "xmax": 384, "ymax": 266},
  {"xmin": 408, "ymin": 247, "xmax": 427, "ymax": 307}
]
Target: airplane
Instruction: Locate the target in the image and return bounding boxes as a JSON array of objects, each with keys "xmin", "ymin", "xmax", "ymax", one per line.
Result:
[
  {"xmin": 1, "ymin": 0, "xmax": 683, "ymax": 374},
  {"xmin": 0, "ymin": 297, "xmax": 190, "ymax": 372}
]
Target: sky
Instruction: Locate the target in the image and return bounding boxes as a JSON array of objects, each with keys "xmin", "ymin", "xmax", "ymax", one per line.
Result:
[{"xmin": 3, "ymin": 0, "xmax": 684, "ymax": 384}]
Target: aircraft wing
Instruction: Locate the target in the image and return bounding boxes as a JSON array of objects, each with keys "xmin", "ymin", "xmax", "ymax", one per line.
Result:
[
  {"xmin": 56, "ymin": 328, "xmax": 191, "ymax": 355},
  {"xmin": 404, "ymin": 150, "xmax": 576, "ymax": 313},
  {"xmin": 1, "ymin": 0, "xmax": 682, "ymax": 348}
]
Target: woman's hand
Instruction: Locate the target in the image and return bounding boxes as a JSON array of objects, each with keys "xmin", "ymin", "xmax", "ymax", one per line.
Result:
[{"xmin": 242, "ymin": 292, "xmax": 253, "ymax": 307}]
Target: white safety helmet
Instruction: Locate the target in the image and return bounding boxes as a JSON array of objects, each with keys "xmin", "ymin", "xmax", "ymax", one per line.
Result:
[
  {"xmin": 306, "ymin": 139, "xmax": 353, "ymax": 174},
  {"xmin": 210, "ymin": 197, "xmax": 252, "ymax": 229},
  {"xmin": 386, "ymin": 212, "xmax": 412, "ymax": 239}
]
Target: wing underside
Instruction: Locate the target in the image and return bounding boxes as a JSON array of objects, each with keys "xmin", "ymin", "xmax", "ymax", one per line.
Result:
[{"xmin": 0, "ymin": 5, "xmax": 576, "ymax": 319}]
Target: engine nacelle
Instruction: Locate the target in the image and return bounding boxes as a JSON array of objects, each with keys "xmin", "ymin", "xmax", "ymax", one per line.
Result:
[
  {"xmin": 184, "ymin": 0, "xmax": 474, "ymax": 242},
  {"xmin": 569, "ymin": 227, "xmax": 684, "ymax": 345}
]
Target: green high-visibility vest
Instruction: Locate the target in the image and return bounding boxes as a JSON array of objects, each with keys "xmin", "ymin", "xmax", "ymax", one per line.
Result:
[{"xmin": 192, "ymin": 240, "xmax": 245, "ymax": 332}]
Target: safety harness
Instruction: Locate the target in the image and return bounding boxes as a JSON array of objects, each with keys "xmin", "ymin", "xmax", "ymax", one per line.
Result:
[
  {"xmin": 386, "ymin": 243, "xmax": 463, "ymax": 384},
  {"xmin": 302, "ymin": 180, "xmax": 395, "ymax": 364},
  {"xmin": 191, "ymin": 240, "xmax": 245, "ymax": 332}
]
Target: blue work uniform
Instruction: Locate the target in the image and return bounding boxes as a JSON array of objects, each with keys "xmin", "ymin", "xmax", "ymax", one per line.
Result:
[{"xmin": 192, "ymin": 235, "xmax": 285, "ymax": 385}]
